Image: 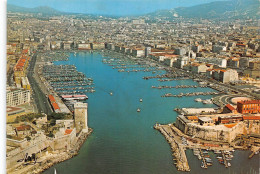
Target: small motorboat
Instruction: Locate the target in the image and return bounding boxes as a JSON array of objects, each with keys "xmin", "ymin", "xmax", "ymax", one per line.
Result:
[
  {"xmin": 139, "ymin": 98, "xmax": 143, "ymax": 102},
  {"xmin": 137, "ymin": 108, "xmax": 141, "ymax": 112}
]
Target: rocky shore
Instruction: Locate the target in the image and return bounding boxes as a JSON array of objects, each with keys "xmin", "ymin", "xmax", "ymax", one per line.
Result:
[{"xmin": 10, "ymin": 128, "xmax": 93, "ymax": 174}]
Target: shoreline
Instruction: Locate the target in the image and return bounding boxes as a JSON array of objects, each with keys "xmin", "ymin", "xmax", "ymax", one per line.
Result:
[{"xmin": 9, "ymin": 128, "xmax": 93, "ymax": 174}]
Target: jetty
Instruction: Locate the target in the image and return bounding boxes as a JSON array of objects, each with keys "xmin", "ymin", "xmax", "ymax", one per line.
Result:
[
  {"xmin": 42, "ymin": 65, "xmax": 95, "ymax": 95},
  {"xmin": 154, "ymin": 124, "xmax": 190, "ymax": 171},
  {"xmin": 151, "ymin": 85, "xmax": 207, "ymax": 89},
  {"xmin": 161, "ymin": 91, "xmax": 222, "ymax": 97}
]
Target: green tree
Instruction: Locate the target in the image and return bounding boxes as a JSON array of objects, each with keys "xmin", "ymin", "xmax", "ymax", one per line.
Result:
[{"xmin": 25, "ymin": 136, "xmax": 31, "ymax": 141}]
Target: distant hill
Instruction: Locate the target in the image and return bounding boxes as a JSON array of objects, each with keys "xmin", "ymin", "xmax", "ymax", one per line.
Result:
[
  {"xmin": 7, "ymin": 0, "xmax": 260, "ymax": 19},
  {"xmin": 146, "ymin": 0, "xmax": 259, "ymax": 19},
  {"xmin": 7, "ymin": 4, "xmax": 62, "ymax": 15}
]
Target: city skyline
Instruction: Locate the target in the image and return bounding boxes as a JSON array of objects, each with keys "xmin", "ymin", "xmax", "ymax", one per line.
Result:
[{"xmin": 7, "ymin": 0, "xmax": 227, "ymax": 16}]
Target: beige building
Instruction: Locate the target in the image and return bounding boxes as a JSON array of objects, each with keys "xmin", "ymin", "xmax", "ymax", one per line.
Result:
[{"xmin": 6, "ymin": 87, "xmax": 30, "ymax": 106}]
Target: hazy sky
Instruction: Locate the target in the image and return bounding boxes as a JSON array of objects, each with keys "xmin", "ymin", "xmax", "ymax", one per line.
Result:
[{"xmin": 7, "ymin": 0, "xmax": 227, "ymax": 16}]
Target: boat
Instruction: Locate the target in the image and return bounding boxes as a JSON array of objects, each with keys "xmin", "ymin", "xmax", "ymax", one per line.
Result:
[
  {"xmin": 195, "ymin": 98, "xmax": 202, "ymax": 102},
  {"xmin": 202, "ymin": 99, "xmax": 213, "ymax": 104},
  {"xmin": 54, "ymin": 168, "xmax": 57, "ymax": 174},
  {"xmin": 61, "ymin": 95, "xmax": 88, "ymax": 101},
  {"xmin": 139, "ymin": 98, "xmax": 143, "ymax": 102},
  {"xmin": 110, "ymin": 92, "xmax": 113, "ymax": 96},
  {"xmin": 137, "ymin": 108, "xmax": 141, "ymax": 112},
  {"xmin": 228, "ymin": 162, "xmax": 231, "ymax": 167}
]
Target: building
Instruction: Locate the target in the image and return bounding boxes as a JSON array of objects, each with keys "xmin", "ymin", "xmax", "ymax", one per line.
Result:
[
  {"xmin": 175, "ymin": 48, "xmax": 186, "ymax": 56},
  {"xmin": 219, "ymin": 69, "xmax": 239, "ymax": 83},
  {"xmin": 6, "ymin": 87, "xmax": 30, "ymax": 106},
  {"xmin": 74, "ymin": 102, "xmax": 88, "ymax": 133},
  {"xmin": 106, "ymin": 43, "xmax": 115, "ymax": 50},
  {"xmin": 191, "ymin": 63, "xmax": 208, "ymax": 74},
  {"xmin": 192, "ymin": 45, "xmax": 201, "ymax": 53},
  {"xmin": 175, "ymin": 56, "xmax": 189, "ymax": 69},
  {"xmin": 239, "ymin": 57, "xmax": 249, "ymax": 69},
  {"xmin": 249, "ymin": 61, "xmax": 260, "ymax": 70},
  {"xmin": 6, "ymin": 106, "xmax": 26, "ymax": 123},
  {"xmin": 237, "ymin": 100, "xmax": 260, "ymax": 114},
  {"xmin": 227, "ymin": 58, "xmax": 239, "ymax": 68},
  {"xmin": 212, "ymin": 45, "xmax": 226, "ymax": 53},
  {"xmin": 223, "ymin": 104, "xmax": 237, "ymax": 114},
  {"xmin": 145, "ymin": 47, "xmax": 151, "ymax": 57},
  {"xmin": 132, "ymin": 48, "xmax": 145, "ymax": 57},
  {"xmin": 218, "ymin": 115, "xmax": 242, "ymax": 124},
  {"xmin": 78, "ymin": 43, "xmax": 91, "ymax": 50},
  {"xmin": 91, "ymin": 42, "xmax": 105, "ymax": 50},
  {"xmin": 63, "ymin": 42, "xmax": 72, "ymax": 50},
  {"xmin": 132, "ymin": 19, "xmax": 145, "ymax": 25},
  {"xmin": 198, "ymin": 117, "xmax": 214, "ymax": 126},
  {"xmin": 196, "ymin": 57, "xmax": 227, "ymax": 68},
  {"xmin": 21, "ymin": 77, "xmax": 30, "ymax": 90},
  {"xmin": 48, "ymin": 95, "xmax": 61, "ymax": 113}
]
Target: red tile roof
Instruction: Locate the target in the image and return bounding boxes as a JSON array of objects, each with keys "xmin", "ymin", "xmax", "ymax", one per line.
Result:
[
  {"xmin": 243, "ymin": 116, "xmax": 260, "ymax": 120},
  {"xmin": 64, "ymin": 129, "xmax": 73, "ymax": 135},
  {"xmin": 225, "ymin": 104, "xmax": 236, "ymax": 111},
  {"xmin": 224, "ymin": 123, "xmax": 237, "ymax": 128},
  {"xmin": 48, "ymin": 95, "xmax": 56, "ymax": 103},
  {"xmin": 16, "ymin": 125, "xmax": 31, "ymax": 131},
  {"xmin": 52, "ymin": 102, "xmax": 60, "ymax": 110},
  {"xmin": 238, "ymin": 100, "xmax": 260, "ymax": 105}
]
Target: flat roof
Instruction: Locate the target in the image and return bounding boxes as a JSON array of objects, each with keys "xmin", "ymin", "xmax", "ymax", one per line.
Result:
[{"xmin": 199, "ymin": 117, "xmax": 213, "ymax": 122}]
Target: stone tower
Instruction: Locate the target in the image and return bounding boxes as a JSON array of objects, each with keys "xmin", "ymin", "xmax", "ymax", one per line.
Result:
[{"xmin": 74, "ymin": 102, "xmax": 88, "ymax": 133}]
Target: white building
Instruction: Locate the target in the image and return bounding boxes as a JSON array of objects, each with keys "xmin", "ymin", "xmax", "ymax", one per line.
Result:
[
  {"xmin": 196, "ymin": 57, "xmax": 227, "ymax": 68},
  {"xmin": 6, "ymin": 87, "xmax": 30, "ymax": 106}
]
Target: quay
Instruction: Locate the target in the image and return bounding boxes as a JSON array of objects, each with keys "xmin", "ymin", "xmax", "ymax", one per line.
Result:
[
  {"xmin": 161, "ymin": 91, "xmax": 222, "ymax": 97},
  {"xmin": 199, "ymin": 149, "xmax": 208, "ymax": 169},
  {"xmin": 221, "ymin": 150, "xmax": 229, "ymax": 168},
  {"xmin": 154, "ymin": 123, "xmax": 235, "ymax": 172},
  {"xmin": 151, "ymin": 85, "xmax": 207, "ymax": 89},
  {"xmin": 157, "ymin": 77, "xmax": 190, "ymax": 82},
  {"xmin": 154, "ymin": 124, "xmax": 190, "ymax": 171}
]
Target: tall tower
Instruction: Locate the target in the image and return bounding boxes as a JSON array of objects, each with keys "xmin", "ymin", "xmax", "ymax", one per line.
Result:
[{"xmin": 74, "ymin": 102, "xmax": 88, "ymax": 133}]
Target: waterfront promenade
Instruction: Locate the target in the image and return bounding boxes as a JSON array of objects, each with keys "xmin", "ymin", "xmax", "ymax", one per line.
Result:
[{"xmin": 27, "ymin": 52, "xmax": 52, "ymax": 114}]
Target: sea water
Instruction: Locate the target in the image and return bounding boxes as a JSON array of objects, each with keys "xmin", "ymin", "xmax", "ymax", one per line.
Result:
[{"xmin": 44, "ymin": 52, "xmax": 259, "ymax": 174}]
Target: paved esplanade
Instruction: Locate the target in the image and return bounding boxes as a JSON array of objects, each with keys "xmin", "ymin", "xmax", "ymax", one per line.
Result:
[{"xmin": 27, "ymin": 52, "xmax": 52, "ymax": 114}]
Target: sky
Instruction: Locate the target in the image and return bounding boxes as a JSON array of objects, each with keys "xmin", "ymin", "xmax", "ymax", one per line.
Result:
[{"xmin": 7, "ymin": 0, "xmax": 227, "ymax": 16}]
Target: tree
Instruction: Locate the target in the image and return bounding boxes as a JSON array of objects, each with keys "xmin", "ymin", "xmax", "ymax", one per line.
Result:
[
  {"xmin": 47, "ymin": 132, "xmax": 54, "ymax": 137},
  {"xmin": 25, "ymin": 136, "xmax": 31, "ymax": 141},
  {"xmin": 50, "ymin": 119, "xmax": 56, "ymax": 126}
]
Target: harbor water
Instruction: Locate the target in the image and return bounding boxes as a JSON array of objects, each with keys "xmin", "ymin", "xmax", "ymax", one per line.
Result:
[{"xmin": 44, "ymin": 52, "xmax": 259, "ymax": 174}]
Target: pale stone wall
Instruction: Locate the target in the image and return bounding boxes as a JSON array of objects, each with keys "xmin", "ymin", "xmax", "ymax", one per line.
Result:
[
  {"xmin": 74, "ymin": 102, "xmax": 88, "ymax": 133},
  {"xmin": 53, "ymin": 129, "xmax": 76, "ymax": 150},
  {"xmin": 175, "ymin": 116, "xmax": 245, "ymax": 143},
  {"xmin": 6, "ymin": 138, "xmax": 28, "ymax": 149},
  {"xmin": 6, "ymin": 135, "xmax": 49, "ymax": 169}
]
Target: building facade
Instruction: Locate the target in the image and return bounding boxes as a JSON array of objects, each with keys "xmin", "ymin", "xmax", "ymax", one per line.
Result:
[
  {"xmin": 237, "ymin": 100, "xmax": 260, "ymax": 114},
  {"xmin": 6, "ymin": 87, "xmax": 30, "ymax": 106}
]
